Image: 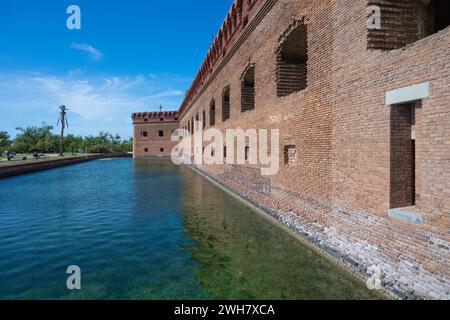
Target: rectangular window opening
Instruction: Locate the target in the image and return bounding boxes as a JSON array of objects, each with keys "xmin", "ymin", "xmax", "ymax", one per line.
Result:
[
  {"xmin": 284, "ymin": 145, "xmax": 297, "ymax": 166},
  {"xmin": 390, "ymin": 102, "xmax": 418, "ymax": 209}
]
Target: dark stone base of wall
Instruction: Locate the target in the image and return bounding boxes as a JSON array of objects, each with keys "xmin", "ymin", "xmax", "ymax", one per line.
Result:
[{"xmin": 0, "ymin": 154, "xmax": 131, "ymax": 179}]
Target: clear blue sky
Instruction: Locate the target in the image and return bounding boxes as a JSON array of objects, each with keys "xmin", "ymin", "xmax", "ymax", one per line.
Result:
[{"xmin": 0, "ymin": 0, "xmax": 232, "ymax": 138}]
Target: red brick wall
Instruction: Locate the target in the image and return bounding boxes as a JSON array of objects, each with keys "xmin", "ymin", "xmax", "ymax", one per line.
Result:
[
  {"xmin": 174, "ymin": 0, "xmax": 449, "ymax": 299},
  {"xmin": 331, "ymin": 0, "xmax": 449, "ymax": 298},
  {"xmin": 368, "ymin": 0, "xmax": 450, "ymax": 50},
  {"xmin": 367, "ymin": 0, "xmax": 425, "ymax": 50},
  {"xmin": 132, "ymin": 112, "xmax": 179, "ymax": 157}
]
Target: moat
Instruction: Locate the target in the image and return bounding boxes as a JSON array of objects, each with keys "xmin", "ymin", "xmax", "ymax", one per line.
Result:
[{"xmin": 0, "ymin": 158, "xmax": 381, "ymax": 299}]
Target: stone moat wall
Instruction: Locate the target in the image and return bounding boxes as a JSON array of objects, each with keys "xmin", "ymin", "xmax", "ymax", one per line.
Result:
[{"xmin": 0, "ymin": 154, "xmax": 131, "ymax": 179}]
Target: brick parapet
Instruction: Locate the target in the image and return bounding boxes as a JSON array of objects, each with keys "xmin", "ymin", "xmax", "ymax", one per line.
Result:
[
  {"xmin": 132, "ymin": 111, "xmax": 179, "ymax": 124},
  {"xmin": 179, "ymin": 0, "xmax": 267, "ymax": 116}
]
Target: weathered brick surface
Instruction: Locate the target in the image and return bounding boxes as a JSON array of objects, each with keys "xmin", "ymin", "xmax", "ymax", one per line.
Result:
[
  {"xmin": 136, "ymin": 0, "xmax": 450, "ymax": 299},
  {"xmin": 132, "ymin": 112, "xmax": 179, "ymax": 157},
  {"xmin": 367, "ymin": 0, "xmax": 450, "ymax": 50}
]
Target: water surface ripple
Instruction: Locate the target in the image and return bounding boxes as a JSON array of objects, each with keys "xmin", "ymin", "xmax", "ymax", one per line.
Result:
[{"xmin": 0, "ymin": 158, "xmax": 380, "ymax": 299}]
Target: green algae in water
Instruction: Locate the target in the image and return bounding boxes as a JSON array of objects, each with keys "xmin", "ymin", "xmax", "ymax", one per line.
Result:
[
  {"xmin": 179, "ymin": 166, "xmax": 384, "ymax": 300},
  {"xmin": 0, "ymin": 158, "xmax": 383, "ymax": 299}
]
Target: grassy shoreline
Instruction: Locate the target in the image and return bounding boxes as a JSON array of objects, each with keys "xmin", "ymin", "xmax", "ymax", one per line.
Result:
[{"xmin": 0, "ymin": 153, "xmax": 96, "ymax": 167}]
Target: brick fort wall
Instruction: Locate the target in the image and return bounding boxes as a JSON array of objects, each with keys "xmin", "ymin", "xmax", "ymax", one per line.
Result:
[
  {"xmin": 135, "ymin": 0, "xmax": 449, "ymax": 299},
  {"xmin": 132, "ymin": 112, "xmax": 179, "ymax": 158}
]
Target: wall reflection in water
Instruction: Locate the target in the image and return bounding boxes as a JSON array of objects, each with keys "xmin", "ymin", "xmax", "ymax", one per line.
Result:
[{"xmin": 178, "ymin": 165, "xmax": 382, "ymax": 300}]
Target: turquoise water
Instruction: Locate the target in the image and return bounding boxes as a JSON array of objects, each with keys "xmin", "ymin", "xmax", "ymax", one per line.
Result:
[{"xmin": 0, "ymin": 158, "xmax": 381, "ymax": 299}]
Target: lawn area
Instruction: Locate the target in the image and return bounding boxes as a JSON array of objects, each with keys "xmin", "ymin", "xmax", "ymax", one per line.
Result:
[{"xmin": 0, "ymin": 153, "xmax": 94, "ymax": 167}]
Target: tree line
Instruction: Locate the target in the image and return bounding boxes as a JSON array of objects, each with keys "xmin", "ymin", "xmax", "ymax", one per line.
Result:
[{"xmin": 0, "ymin": 124, "xmax": 132, "ymax": 155}]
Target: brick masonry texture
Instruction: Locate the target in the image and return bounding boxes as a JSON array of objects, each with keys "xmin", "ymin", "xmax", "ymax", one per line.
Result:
[
  {"xmin": 134, "ymin": 0, "xmax": 450, "ymax": 299},
  {"xmin": 367, "ymin": 0, "xmax": 450, "ymax": 50},
  {"xmin": 132, "ymin": 112, "xmax": 179, "ymax": 157}
]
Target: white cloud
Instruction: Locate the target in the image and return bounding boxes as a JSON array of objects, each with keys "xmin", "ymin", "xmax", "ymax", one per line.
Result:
[
  {"xmin": 144, "ymin": 90, "xmax": 184, "ymax": 100},
  {"xmin": 0, "ymin": 72, "xmax": 188, "ymax": 137},
  {"xmin": 70, "ymin": 43, "xmax": 103, "ymax": 60}
]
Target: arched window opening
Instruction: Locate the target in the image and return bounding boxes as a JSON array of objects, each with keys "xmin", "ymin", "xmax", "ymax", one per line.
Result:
[
  {"xmin": 284, "ymin": 145, "xmax": 297, "ymax": 166},
  {"xmin": 276, "ymin": 21, "xmax": 307, "ymax": 97},
  {"xmin": 195, "ymin": 113, "xmax": 199, "ymax": 132},
  {"xmin": 210, "ymin": 99, "xmax": 216, "ymax": 126},
  {"xmin": 222, "ymin": 87, "xmax": 231, "ymax": 122},
  {"xmin": 202, "ymin": 110, "xmax": 206, "ymax": 129},
  {"xmin": 245, "ymin": 146, "xmax": 250, "ymax": 161},
  {"xmin": 241, "ymin": 65, "xmax": 255, "ymax": 112}
]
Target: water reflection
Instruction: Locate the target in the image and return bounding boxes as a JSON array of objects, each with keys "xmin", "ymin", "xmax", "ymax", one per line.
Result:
[
  {"xmin": 178, "ymin": 165, "xmax": 382, "ymax": 300},
  {"xmin": 0, "ymin": 158, "xmax": 381, "ymax": 299}
]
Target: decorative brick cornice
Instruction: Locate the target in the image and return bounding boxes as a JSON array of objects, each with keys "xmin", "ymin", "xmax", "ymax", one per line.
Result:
[
  {"xmin": 179, "ymin": 0, "xmax": 266, "ymax": 116},
  {"xmin": 132, "ymin": 111, "xmax": 179, "ymax": 123}
]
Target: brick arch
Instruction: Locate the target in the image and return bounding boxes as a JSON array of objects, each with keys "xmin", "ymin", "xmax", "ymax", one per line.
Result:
[
  {"xmin": 232, "ymin": 5, "xmax": 237, "ymax": 28},
  {"xmin": 240, "ymin": 64, "xmax": 255, "ymax": 112},
  {"xmin": 222, "ymin": 22, "xmax": 228, "ymax": 42},
  {"xmin": 222, "ymin": 86, "xmax": 231, "ymax": 122},
  {"xmin": 227, "ymin": 15, "xmax": 233, "ymax": 38},
  {"xmin": 209, "ymin": 99, "xmax": 216, "ymax": 126},
  {"xmin": 276, "ymin": 19, "xmax": 308, "ymax": 97},
  {"xmin": 236, "ymin": 0, "xmax": 243, "ymax": 19},
  {"xmin": 218, "ymin": 30, "xmax": 223, "ymax": 48},
  {"xmin": 195, "ymin": 112, "xmax": 200, "ymax": 130}
]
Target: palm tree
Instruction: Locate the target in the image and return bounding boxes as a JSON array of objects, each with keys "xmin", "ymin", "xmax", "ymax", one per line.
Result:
[{"xmin": 57, "ymin": 105, "xmax": 69, "ymax": 156}]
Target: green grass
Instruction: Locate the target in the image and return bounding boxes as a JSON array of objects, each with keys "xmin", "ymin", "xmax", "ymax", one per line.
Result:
[{"xmin": 0, "ymin": 153, "xmax": 94, "ymax": 167}]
